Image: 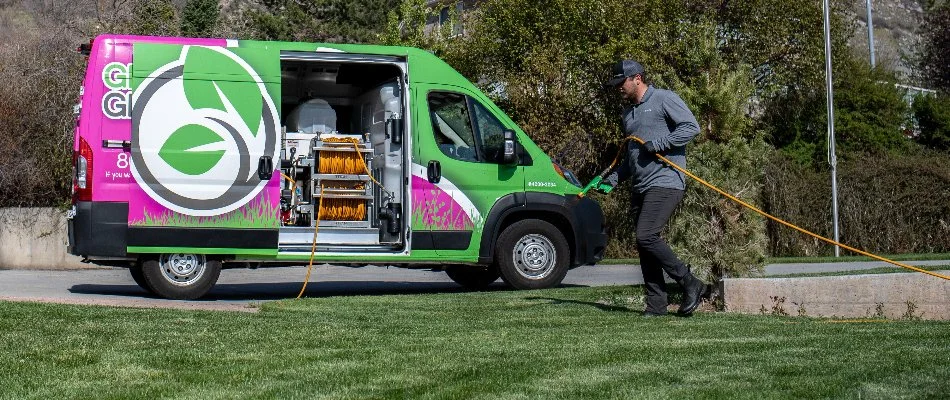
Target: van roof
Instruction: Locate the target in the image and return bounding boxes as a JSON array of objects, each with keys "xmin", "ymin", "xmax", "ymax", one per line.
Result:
[{"xmin": 94, "ymin": 34, "xmax": 476, "ymax": 91}]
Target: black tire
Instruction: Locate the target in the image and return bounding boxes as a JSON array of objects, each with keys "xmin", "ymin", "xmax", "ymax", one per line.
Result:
[
  {"xmin": 445, "ymin": 265, "xmax": 500, "ymax": 289},
  {"xmin": 140, "ymin": 254, "xmax": 222, "ymax": 300},
  {"xmin": 129, "ymin": 264, "xmax": 154, "ymax": 294},
  {"xmin": 495, "ymin": 219, "xmax": 570, "ymax": 290}
]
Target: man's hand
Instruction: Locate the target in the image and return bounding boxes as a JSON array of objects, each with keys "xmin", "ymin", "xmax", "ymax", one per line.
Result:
[
  {"xmin": 642, "ymin": 140, "xmax": 660, "ymax": 154},
  {"xmin": 595, "ymin": 172, "xmax": 619, "ymax": 194}
]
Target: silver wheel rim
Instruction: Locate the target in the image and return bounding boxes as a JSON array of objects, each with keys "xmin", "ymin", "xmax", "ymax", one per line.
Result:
[
  {"xmin": 512, "ymin": 234, "xmax": 556, "ymax": 280},
  {"xmin": 159, "ymin": 254, "xmax": 206, "ymax": 286}
]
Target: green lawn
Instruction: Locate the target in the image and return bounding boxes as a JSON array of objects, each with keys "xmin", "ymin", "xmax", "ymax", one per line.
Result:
[
  {"xmin": 1, "ymin": 286, "xmax": 949, "ymax": 399},
  {"xmin": 765, "ymin": 252, "xmax": 950, "ymax": 264},
  {"xmin": 770, "ymin": 265, "xmax": 950, "ymax": 278}
]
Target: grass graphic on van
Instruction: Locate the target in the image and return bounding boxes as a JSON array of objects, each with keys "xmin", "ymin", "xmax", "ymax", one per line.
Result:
[
  {"xmin": 131, "ymin": 192, "xmax": 278, "ymax": 228},
  {"xmin": 412, "ymin": 188, "xmax": 477, "ymax": 231}
]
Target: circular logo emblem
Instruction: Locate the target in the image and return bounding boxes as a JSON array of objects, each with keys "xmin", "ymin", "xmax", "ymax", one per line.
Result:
[{"xmin": 130, "ymin": 46, "xmax": 278, "ymax": 217}]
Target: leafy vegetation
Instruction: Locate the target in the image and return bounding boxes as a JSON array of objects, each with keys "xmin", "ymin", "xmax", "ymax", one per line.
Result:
[
  {"xmin": 913, "ymin": 92, "xmax": 950, "ymax": 151},
  {"xmin": 760, "ymin": 54, "xmax": 911, "ymax": 164},
  {"xmin": 764, "ymin": 150, "xmax": 950, "ymax": 257},
  {"xmin": 242, "ymin": 0, "xmax": 401, "ymax": 43},
  {"xmin": 180, "ymin": 0, "xmax": 220, "ymax": 38}
]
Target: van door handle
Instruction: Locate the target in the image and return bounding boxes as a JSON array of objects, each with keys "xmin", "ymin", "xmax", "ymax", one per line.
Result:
[
  {"xmin": 427, "ymin": 160, "xmax": 441, "ymax": 184},
  {"xmin": 258, "ymin": 156, "xmax": 273, "ymax": 180}
]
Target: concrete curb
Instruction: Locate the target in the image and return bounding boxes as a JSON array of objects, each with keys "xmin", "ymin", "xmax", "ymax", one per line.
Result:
[{"xmin": 723, "ymin": 270, "xmax": 950, "ymax": 320}]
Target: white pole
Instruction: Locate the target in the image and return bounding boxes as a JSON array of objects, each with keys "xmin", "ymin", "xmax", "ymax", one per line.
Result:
[
  {"xmin": 823, "ymin": 0, "xmax": 841, "ymax": 257},
  {"xmin": 867, "ymin": 0, "xmax": 876, "ymax": 68}
]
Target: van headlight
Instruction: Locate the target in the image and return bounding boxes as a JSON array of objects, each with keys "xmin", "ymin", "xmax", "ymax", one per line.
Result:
[{"xmin": 552, "ymin": 161, "xmax": 582, "ymax": 188}]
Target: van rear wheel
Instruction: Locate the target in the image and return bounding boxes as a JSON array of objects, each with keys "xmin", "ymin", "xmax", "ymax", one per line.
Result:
[
  {"xmin": 140, "ymin": 254, "xmax": 221, "ymax": 300},
  {"xmin": 445, "ymin": 265, "xmax": 500, "ymax": 289},
  {"xmin": 495, "ymin": 220, "xmax": 569, "ymax": 289}
]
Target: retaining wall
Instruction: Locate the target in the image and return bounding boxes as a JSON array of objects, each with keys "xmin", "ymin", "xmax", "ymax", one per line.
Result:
[
  {"xmin": 723, "ymin": 271, "xmax": 950, "ymax": 320},
  {"xmin": 0, "ymin": 208, "xmax": 90, "ymax": 269}
]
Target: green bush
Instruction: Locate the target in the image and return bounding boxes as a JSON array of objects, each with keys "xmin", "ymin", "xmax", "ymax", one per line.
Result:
[
  {"xmin": 180, "ymin": 0, "xmax": 219, "ymax": 38},
  {"xmin": 913, "ymin": 92, "xmax": 950, "ymax": 151},
  {"xmin": 244, "ymin": 0, "xmax": 400, "ymax": 43},
  {"xmin": 761, "ymin": 55, "xmax": 911, "ymax": 162},
  {"xmin": 763, "ymin": 150, "xmax": 950, "ymax": 256},
  {"xmin": 0, "ymin": 29, "xmax": 84, "ymax": 207}
]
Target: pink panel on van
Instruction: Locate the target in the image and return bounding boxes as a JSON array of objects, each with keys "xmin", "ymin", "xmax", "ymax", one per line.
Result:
[{"xmin": 82, "ymin": 35, "xmax": 226, "ymax": 202}]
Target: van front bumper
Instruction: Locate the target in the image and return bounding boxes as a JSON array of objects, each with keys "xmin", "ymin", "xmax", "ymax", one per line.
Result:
[
  {"xmin": 571, "ymin": 196, "xmax": 607, "ymax": 266},
  {"xmin": 67, "ymin": 201, "xmax": 128, "ymax": 257}
]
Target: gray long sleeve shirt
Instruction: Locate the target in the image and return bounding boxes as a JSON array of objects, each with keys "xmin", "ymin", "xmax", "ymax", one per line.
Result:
[{"xmin": 611, "ymin": 86, "xmax": 700, "ymax": 193}]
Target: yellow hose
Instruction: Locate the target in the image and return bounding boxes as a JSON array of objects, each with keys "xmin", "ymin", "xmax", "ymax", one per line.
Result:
[
  {"xmin": 296, "ymin": 184, "xmax": 324, "ymax": 299},
  {"xmin": 623, "ymin": 135, "xmax": 949, "ymax": 281},
  {"xmin": 296, "ymin": 138, "xmax": 393, "ymax": 298}
]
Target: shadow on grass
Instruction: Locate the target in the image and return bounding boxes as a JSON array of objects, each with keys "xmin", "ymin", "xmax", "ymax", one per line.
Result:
[
  {"xmin": 68, "ymin": 281, "xmax": 590, "ymax": 302},
  {"xmin": 524, "ymin": 296, "xmax": 639, "ymax": 313}
]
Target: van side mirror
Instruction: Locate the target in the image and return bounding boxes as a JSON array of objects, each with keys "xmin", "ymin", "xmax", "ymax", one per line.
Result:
[{"xmin": 501, "ymin": 130, "xmax": 519, "ymax": 165}]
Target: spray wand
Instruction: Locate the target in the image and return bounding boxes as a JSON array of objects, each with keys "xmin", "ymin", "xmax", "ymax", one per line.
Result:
[{"xmin": 577, "ymin": 136, "xmax": 638, "ymax": 198}]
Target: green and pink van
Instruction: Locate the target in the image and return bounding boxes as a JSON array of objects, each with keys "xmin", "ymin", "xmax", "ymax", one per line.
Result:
[{"xmin": 67, "ymin": 34, "xmax": 606, "ymax": 299}]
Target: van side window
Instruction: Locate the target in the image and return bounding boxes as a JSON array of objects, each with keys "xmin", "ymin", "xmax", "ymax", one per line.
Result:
[
  {"xmin": 470, "ymin": 100, "xmax": 506, "ymax": 162},
  {"xmin": 427, "ymin": 91, "xmax": 508, "ymax": 163},
  {"xmin": 428, "ymin": 92, "xmax": 477, "ymax": 162}
]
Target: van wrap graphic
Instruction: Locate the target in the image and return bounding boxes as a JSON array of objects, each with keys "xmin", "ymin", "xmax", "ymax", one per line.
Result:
[
  {"xmin": 102, "ymin": 62, "xmax": 132, "ymax": 119},
  {"xmin": 130, "ymin": 45, "xmax": 279, "ymax": 218},
  {"xmin": 410, "ymin": 163, "xmax": 480, "ymax": 231}
]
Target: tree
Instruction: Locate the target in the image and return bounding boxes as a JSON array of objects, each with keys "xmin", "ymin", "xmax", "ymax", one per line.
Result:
[
  {"xmin": 913, "ymin": 93, "xmax": 950, "ymax": 151},
  {"xmin": 917, "ymin": 2, "xmax": 950, "ymax": 92},
  {"xmin": 123, "ymin": 0, "xmax": 179, "ymax": 36},
  {"xmin": 711, "ymin": 0, "xmax": 853, "ymax": 96},
  {"xmin": 245, "ymin": 0, "xmax": 400, "ymax": 43},
  {"xmin": 760, "ymin": 54, "xmax": 911, "ymax": 164},
  {"xmin": 180, "ymin": 0, "xmax": 219, "ymax": 38}
]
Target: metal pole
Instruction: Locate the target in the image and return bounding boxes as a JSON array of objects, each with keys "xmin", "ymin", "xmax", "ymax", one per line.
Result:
[
  {"xmin": 867, "ymin": 0, "xmax": 876, "ymax": 67},
  {"xmin": 823, "ymin": 0, "xmax": 841, "ymax": 257}
]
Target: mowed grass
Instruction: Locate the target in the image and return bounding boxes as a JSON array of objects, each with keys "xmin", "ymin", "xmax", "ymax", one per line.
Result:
[
  {"xmin": 771, "ymin": 265, "xmax": 950, "ymax": 278},
  {"xmin": 1, "ymin": 286, "xmax": 949, "ymax": 399}
]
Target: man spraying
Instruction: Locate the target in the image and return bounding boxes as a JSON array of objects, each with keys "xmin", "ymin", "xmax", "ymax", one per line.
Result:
[{"xmin": 601, "ymin": 59, "xmax": 706, "ymax": 317}]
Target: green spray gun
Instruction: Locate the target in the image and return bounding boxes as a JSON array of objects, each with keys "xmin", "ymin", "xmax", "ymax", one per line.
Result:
[
  {"xmin": 578, "ymin": 170, "xmax": 616, "ymax": 198},
  {"xmin": 578, "ymin": 136, "xmax": 643, "ymax": 198}
]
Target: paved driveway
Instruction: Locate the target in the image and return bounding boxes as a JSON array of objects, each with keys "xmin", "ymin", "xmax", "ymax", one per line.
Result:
[
  {"xmin": 0, "ymin": 264, "xmax": 646, "ymax": 311},
  {"xmin": 1, "ymin": 260, "xmax": 947, "ymax": 311}
]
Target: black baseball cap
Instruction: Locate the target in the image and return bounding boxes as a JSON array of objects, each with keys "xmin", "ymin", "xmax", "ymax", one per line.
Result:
[{"xmin": 605, "ymin": 59, "xmax": 645, "ymax": 88}]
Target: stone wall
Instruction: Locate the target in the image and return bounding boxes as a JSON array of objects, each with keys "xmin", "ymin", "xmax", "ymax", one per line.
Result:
[
  {"xmin": 0, "ymin": 208, "xmax": 91, "ymax": 269},
  {"xmin": 723, "ymin": 271, "xmax": 950, "ymax": 320}
]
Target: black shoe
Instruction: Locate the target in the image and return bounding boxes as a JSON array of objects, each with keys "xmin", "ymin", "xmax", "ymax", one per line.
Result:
[
  {"xmin": 642, "ymin": 311, "xmax": 667, "ymax": 318},
  {"xmin": 678, "ymin": 275, "xmax": 706, "ymax": 316}
]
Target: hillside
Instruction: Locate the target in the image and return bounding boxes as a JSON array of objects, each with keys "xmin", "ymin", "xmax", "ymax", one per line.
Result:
[{"xmin": 848, "ymin": 0, "xmax": 927, "ymax": 83}]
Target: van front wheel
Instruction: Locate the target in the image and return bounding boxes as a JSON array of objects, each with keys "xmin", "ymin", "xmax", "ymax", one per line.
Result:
[
  {"xmin": 140, "ymin": 254, "xmax": 221, "ymax": 300},
  {"xmin": 495, "ymin": 220, "xmax": 569, "ymax": 289}
]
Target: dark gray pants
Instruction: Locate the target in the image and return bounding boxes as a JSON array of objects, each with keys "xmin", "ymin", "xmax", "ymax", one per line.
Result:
[{"xmin": 632, "ymin": 187, "xmax": 690, "ymax": 314}]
